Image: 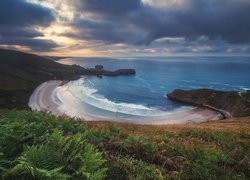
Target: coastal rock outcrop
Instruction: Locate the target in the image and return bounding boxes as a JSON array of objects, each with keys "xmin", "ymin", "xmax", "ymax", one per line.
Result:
[
  {"xmin": 95, "ymin": 65, "xmax": 104, "ymax": 70},
  {"xmin": 103, "ymin": 69, "xmax": 136, "ymax": 76},
  {"xmin": 167, "ymin": 89, "xmax": 250, "ymax": 118},
  {"xmin": 83, "ymin": 66, "xmax": 136, "ymax": 76}
]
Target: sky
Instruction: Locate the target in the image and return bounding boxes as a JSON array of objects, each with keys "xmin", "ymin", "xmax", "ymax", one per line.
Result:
[{"xmin": 0, "ymin": 0, "xmax": 250, "ymax": 57}]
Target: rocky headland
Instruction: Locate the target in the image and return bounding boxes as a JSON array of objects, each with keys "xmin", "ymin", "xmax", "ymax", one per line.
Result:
[
  {"xmin": 82, "ymin": 65, "xmax": 136, "ymax": 77},
  {"xmin": 0, "ymin": 49, "xmax": 135, "ymax": 109},
  {"xmin": 167, "ymin": 89, "xmax": 250, "ymax": 118}
]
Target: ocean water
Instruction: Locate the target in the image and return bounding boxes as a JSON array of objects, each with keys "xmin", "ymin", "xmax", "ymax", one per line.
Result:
[{"xmin": 56, "ymin": 56, "xmax": 250, "ymax": 123}]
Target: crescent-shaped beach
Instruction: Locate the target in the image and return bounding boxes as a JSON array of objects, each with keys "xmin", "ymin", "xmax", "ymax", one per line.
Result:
[{"xmin": 28, "ymin": 80, "xmax": 223, "ymax": 125}]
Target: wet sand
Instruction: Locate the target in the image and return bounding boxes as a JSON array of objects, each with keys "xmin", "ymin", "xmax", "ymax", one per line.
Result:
[
  {"xmin": 28, "ymin": 80, "xmax": 223, "ymax": 125},
  {"xmin": 28, "ymin": 80, "xmax": 64, "ymax": 115}
]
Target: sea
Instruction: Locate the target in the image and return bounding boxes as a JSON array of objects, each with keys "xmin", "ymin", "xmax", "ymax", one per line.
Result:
[{"xmin": 55, "ymin": 56, "xmax": 250, "ymax": 123}]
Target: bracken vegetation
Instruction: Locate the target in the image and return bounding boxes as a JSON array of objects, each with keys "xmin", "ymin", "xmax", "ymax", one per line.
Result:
[{"xmin": 0, "ymin": 110, "xmax": 249, "ymax": 179}]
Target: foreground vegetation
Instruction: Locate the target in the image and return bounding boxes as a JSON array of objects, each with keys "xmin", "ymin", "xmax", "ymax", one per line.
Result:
[{"xmin": 0, "ymin": 110, "xmax": 249, "ymax": 179}]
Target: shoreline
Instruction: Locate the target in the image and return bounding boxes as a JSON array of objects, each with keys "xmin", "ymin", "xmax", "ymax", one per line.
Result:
[
  {"xmin": 28, "ymin": 80, "xmax": 223, "ymax": 125},
  {"xmin": 28, "ymin": 80, "xmax": 65, "ymax": 116}
]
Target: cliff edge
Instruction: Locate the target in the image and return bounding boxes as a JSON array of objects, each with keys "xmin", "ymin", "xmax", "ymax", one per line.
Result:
[{"xmin": 167, "ymin": 89, "xmax": 250, "ymax": 118}]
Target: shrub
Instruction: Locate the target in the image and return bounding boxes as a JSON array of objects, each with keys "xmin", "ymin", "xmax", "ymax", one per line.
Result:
[
  {"xmin": 0, "ymin": 111, "xmax": 107, "ymax": 179},
  {"xmin": 106, "ymin": 156, "xmax": 163, "ymax": 180}
]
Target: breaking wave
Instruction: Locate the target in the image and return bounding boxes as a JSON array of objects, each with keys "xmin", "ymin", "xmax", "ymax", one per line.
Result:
[{"xmin": 52, "ymin": 78, "xmax": 196, "ymax": 122}]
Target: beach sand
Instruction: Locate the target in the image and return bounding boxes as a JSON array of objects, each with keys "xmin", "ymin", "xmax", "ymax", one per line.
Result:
[
  {"xmin": 28, "ymin": 80, "xmax": 64, "ymax": 115},
  {"xmin": 28, "ymin": 80, "xmax": 223, "ymax": 125}
]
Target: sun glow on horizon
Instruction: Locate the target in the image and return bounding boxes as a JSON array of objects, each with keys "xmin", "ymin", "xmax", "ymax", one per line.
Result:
[{"xmin": 1, "ymin": 0, "xmax": 249, "ymax": 56}]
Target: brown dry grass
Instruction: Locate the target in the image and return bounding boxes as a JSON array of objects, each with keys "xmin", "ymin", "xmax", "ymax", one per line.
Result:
[{"xmin": 84, "ymin": 116, "xmax": 250, "ymax": 136}]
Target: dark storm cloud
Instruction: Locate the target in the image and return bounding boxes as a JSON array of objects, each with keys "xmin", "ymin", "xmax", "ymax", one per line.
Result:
[
  {"xmin": 69, "ymin": 0, "xmax": 250, "ymax": 47},
  {"xmin": 0, "ymin": 0, "xmax": 54, "ymax": 26},
  {"xmin": 74, "ymin": 0, "xmax": 142, "ymax": 16},
  {"xmin": 0, "ymin": 37, "xmax": 58, "ymax": 52},
  {"xmin": 145, "ymin": 0, "xmax": 250, "ymax": 44},
  {"xmin": 0, "ymin": 0, "xmax": 57, "ymax": 51},
  {"xmin": 0, "ymin": 27, "xmax": 43, "ymax": 38},
  {"xmin": 65, "ymin": 18, "xmax": 145, "ymax": 44}
]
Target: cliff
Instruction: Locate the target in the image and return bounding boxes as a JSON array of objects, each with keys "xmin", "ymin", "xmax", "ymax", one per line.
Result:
[
  {"xmin": 167, "ymin": 89, "xmax": 250, "ymax": 118},
  {"xmin": 0, "ymin": 49, "xmax": 135, "ymax": 108}
]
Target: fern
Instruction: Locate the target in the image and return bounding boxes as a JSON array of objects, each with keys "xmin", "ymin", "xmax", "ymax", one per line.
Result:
[
  {"xmin": 82, "ymin": 144, "xmax": 106, "ymax": 173},
  {"xmin": 2, "ymin": 128, "xmax": 107, "ymax": 179},
  {"xmin": 6, "ymin": 163, "xmax": 67, "ymax": 180},
  {"xmin": 55, "ymin": 131, "xmax": 107, "ymax": 179},
  {"xmin": 107, "ymin": 156, "xmax": 163, "ymax": 180},
  {"xmin": 5, "ymin": 145, "xmax": 67, "ymax": 179},
  {"xmin": 88, "ymin": 168, "xmax": 108, "ymax": 180}
]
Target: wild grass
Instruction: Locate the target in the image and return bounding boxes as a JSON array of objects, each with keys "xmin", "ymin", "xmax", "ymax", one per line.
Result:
[{"xmin": 0, "ymin": 110, "xmax": 249, "ymax": 179}]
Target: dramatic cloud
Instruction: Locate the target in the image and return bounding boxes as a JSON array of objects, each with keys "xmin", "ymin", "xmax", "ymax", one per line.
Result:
[
  {"xmin": 0, "ymin": 0, "xmax": 57, "ymax": 52},
  {"xmin": 0, "ymin": 37, "xmax": 58, "ymax": 52},
  {"xmin": 0, "ymin": 0, "xmax": 54, "ymax": 26},
  {"xmin": 70, "ymin": 0, "xmax": 250, "ymax": 45},
  {"xmin": 1, "ymin": 0, "xmax": 250, "ymax": 55},
  {"xmin": 74, "ymin": 0, "xmax": 142, "ymax": 16}
]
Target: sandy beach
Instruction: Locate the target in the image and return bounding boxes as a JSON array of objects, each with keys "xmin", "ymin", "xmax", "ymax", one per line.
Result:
[
  {"xmin": 28, "ymin": 80, "xmax": 223, "ymax": 125},
  {"xmin": 28, "ymin": 80, "xmax": 65, "ymax": 115}
]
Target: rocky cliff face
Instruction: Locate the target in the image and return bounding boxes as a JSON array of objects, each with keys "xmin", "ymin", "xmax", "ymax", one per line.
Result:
[{"xmin": 167, "ymin": 89, "xmax": 250, "ymax": 118}]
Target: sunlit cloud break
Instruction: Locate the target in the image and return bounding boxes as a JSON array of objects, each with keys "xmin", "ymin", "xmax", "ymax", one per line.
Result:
[{"xmin": 0, "ymin": 0, "xmax": 250, "ymax": 56}]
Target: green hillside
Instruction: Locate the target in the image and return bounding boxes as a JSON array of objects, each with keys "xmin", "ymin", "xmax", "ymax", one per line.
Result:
[
  {"xmin": 0, "ymin": 49, "xmax": 84, "ymax": 108},
  {"xmin": 0, "ymin": 110, "xmax": 249, "ymax": 179}
]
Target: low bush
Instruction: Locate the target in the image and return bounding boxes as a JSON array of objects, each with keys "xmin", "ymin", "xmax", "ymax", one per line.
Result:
[
  {"xmin": 0, "ymin": 110, "xmax": 249, "ymax": 179},
  {"xmin": 0, "ymin": 111, "xmax": 106, "ymax": 179}
]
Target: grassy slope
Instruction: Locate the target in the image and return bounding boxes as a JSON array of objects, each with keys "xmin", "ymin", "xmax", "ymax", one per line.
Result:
[
  {"xmin": 0, "ymin": 110, "xmax": 249, "ymax": 179},
  {"xmin": 0, "ymin": 49, "xmax": 84, "ymax": 108}
]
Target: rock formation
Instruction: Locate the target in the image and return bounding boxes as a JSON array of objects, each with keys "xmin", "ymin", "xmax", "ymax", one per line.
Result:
[
  {"xmin": 167, "ymin": 89, "xmax": 250, "ymax": 118},
  {"xmin": 83, "ymin": 66, "xmax": 136, "ymax": 76},
  {"xmin": 95, "ymin": 65, "xmax": 104, "ymax": 70}
]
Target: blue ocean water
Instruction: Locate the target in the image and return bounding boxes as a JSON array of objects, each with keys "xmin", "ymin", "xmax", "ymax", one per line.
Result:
[{"xmin": 57, "ymin": 56, "xmax": 250, "ymax": 122}]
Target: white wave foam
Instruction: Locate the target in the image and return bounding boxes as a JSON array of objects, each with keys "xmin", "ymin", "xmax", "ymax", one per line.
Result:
[
  {"xmin": 28, "ymin": 79, "xmax": 221, "ymax": 124},
  {"xmin": 209, "ymin": 82, "xmax": 230, "ymax": 86},
  {"xmin": 54, "ymin": 78, "xmax": 195, "ymax": 118},
  {"xmin": 239, "ymin": 86, "xmax": 250, "ymax": 91}
]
